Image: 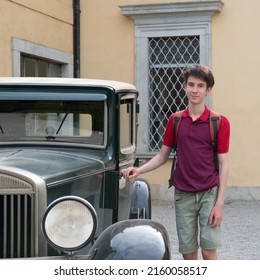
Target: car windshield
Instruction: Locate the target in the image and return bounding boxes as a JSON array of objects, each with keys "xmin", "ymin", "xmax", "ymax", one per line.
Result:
[{"xmin": 0, "ymin": 100, "xmax": 105, "ymax": 146}]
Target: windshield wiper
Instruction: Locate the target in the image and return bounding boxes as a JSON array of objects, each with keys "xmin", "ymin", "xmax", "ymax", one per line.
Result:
[
  {"xmin": 45, "ymin": 112, "xmax": 69, "ymax": 140},
  {"xmin": 55, "ymin": 112, "xmax": 69, "ymax": 135}
]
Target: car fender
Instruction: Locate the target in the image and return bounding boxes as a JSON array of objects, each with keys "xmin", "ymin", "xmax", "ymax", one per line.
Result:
[
  {"xmin": 88, "ymin": 219, "xmax": 171, "ymax": 260},
  {"xmin": 129, "ymin": 178, "xmax": 151, "ymax": 219}
]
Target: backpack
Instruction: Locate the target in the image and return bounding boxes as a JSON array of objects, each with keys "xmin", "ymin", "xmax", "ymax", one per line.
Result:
[{"xmin": 168, "ymin": 109, "xmax": 221, "ymax": 188}]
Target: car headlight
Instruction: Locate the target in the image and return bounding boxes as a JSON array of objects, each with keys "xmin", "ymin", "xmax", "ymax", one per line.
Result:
[{"xmin": 42, "ymin": 196, "xmax": 97, "ymax": 252}]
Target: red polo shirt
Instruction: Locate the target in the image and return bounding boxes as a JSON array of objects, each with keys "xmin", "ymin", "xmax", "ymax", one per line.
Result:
[{"xmin": 163, "ymin": 106, "xmax": 230, "ymax": 192}]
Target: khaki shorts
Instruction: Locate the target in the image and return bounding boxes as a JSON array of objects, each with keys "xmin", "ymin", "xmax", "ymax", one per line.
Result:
[{"xmin": 174, "ymin": 187, "xmax": 221, "ymax": 254}]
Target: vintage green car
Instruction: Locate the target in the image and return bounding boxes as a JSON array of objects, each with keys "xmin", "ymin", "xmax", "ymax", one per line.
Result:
[{"xmin": 0, "ymin": 78, "xmax": 170, "ymax": 260}]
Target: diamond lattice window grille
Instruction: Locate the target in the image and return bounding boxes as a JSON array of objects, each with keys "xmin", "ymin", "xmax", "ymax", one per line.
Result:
[{"xmin": 148, "ymin": 36, "xmax": 200, "ymax": 151}]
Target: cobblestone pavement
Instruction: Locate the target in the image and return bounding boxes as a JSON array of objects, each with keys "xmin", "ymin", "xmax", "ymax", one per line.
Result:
[{"xmin": 152, "ymin": 199, "xmax": 260, "ymax": 260}]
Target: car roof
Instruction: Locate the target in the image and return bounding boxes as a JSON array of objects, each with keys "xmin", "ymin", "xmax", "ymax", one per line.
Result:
[{"xmin": 0, "ymin": 77, "xmax": 137, "ymax": 91}]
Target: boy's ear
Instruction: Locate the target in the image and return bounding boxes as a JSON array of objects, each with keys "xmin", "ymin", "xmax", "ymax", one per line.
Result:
[{"xmin": 206, "ymin": 87, "xmax": 212, "ymax": 94}]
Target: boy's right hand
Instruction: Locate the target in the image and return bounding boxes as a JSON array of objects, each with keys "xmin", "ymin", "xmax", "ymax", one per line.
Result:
[{"xmin": 121, "ymin": 167, "xmax": 139, "ymax": 180}]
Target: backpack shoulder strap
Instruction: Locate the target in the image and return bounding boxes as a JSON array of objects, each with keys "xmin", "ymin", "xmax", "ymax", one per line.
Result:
[
  {"xmin": 172, "ymin": 110, "xmax": 184, "ymax": 151},
  {"xmin": 209, "ymin": 110, "xmax": 222, "ymax": 171},
  {"xmin": 168, "ymin": 110, "xmax": 184, "ymax": 188},
  {"xmin": 209, "ymin": 110, "xmax": 221, "ymax": 143}
]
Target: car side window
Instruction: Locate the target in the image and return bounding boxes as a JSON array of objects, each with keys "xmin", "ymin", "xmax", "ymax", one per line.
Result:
[{"xmin": 120, "ymin": 95, "xmax": 136, "ymax": 154}]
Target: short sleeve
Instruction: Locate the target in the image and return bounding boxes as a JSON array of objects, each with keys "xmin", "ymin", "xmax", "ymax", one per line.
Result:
[
  {"xmin": 217, "ymin": 116, "xmax": 230, "ymax": 153},
  {"xmin": 163, "ymin": 114, "xmax": 175, "ymax": 148}
]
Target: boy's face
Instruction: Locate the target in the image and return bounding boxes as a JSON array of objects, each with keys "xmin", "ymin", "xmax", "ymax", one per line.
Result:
[{"xmin": 184, "ymin": 76, "xmax": 212, "ymax": 105}]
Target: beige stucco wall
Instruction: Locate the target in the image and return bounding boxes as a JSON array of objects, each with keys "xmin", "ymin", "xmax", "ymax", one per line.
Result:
[
  {"xmin": 81, "ymin": 0, "xmax": 260, "ymax": 190},
  {"xmin": 0, "ymin": 0, "xmax": 73, "ymax": 76},
  {"xmin": 212, "ymin": 1, "xmax": 260, "ymax": 187},
  {"xmin": 80, "ymin": 0, "xmax": 135, "ymax": 82}
]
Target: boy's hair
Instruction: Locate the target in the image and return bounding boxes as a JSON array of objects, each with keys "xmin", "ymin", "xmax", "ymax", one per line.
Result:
[{"xmin": 183, "ymin": 64, "xmax": 215, "ymax": 88}]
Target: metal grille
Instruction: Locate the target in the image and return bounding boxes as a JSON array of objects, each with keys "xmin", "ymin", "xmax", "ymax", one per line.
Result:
[
  {"xmin": 148, "ymin": 36, "xmax": 200, "ymax": 151},
  {"xmin": 0, "ymin": 174, "xmax": 35, "ymax": 258}
]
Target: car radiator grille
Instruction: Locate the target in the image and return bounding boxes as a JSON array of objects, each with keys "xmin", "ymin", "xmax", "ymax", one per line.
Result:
[{"xmin": 0, "ymin": 174, "xmax": 35, "ymax": 258}]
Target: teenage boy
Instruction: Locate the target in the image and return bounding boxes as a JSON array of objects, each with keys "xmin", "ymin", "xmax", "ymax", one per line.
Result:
[{"xmin": 121, "ymin": 64, "xmax": 230, "ymax": 260}]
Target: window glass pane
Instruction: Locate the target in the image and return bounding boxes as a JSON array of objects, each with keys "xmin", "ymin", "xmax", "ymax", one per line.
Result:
[
  {"xmin": 23, "ymin": 57, "xmax": 36, "ymax": 77},
  {"xmin": 120, "ymin": 99, "xmax": 133, "ymax": 148},
  {"xmin": 0, "ymin": 100, "xmax": 105, "ymax": 146},
  {"xmin": 49, "ymin": 63, "xmax": 61, "ymax": 77},
  {"xmin": 21, "ymin": 55, "xmax": 62, "ymax": 77},
  {"xmin": 148, "ymin": 36, "xmax": 200, "ymax": 151},
  {"xmin": 38, "ymin": 61, "xmax": 48, "ymax": 77}
]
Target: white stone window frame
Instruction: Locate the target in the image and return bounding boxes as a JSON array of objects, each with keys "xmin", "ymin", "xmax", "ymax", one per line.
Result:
[
  {"xmin": 120, "ymin": 1, "xmax": 224, "ymax": 156},
  {"xmin": 12, "ymin": 38, "xmax": 73, "ymax": 77}
]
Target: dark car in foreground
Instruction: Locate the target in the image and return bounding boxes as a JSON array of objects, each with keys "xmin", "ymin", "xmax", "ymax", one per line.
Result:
[{"xmin": 0, "ymin": 77, "xmax": 170, "ymax": 260}]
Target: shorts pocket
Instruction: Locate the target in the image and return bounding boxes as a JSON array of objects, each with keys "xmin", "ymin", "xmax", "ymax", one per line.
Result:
[{"xmin": 174, "ymin": 188, "xmax": 183, "ymax": 202}]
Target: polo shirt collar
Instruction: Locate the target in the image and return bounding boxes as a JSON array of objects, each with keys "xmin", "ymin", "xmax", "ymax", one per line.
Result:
[{"xmin": 182, "ymin": 106, "xmax": 210, "ymax": 122}]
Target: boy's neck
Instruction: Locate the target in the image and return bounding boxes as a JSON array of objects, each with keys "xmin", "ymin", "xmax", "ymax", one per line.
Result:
[{"xmin": 188, "ymin": 104, "xmax": 205, "ymax": 120}]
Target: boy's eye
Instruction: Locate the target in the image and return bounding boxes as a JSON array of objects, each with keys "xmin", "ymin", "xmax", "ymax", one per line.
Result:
[{"xmin": 187, "ymin": 83, "xmax": 206, "ymax": 88}]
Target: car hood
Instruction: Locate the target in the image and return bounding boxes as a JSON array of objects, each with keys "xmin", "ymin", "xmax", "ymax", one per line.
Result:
[{"xmin": 0, "ymin": 148, "xmax": 106, "ymax": 185}]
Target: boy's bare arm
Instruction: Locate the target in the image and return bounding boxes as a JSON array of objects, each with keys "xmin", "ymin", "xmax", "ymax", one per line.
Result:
[{"xmin": 121, "ymin": 145, "xmax": 172, "ymax": 179}]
